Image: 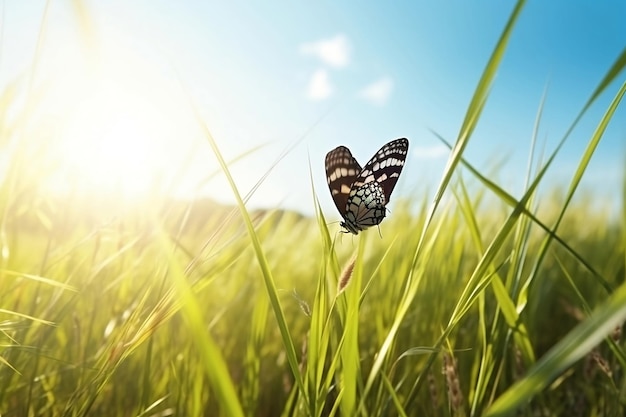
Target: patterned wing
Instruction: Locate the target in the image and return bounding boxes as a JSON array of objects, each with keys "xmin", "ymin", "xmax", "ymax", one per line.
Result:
[
  {"xmin": 351, "ymin": 138, "xmax": 409, "ymax": 202},
  {"xmin": 325, "ymin": 145, "xmax": 362, "ymax": 215},
  {"xmin": 342, "ymin": 181, "xmax": 387, "ymax": 234}
]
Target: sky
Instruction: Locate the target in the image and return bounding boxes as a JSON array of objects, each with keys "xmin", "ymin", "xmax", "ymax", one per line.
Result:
[{"xmin": 1, "ymin": 1, "xmax": 625, "ymax": 219}]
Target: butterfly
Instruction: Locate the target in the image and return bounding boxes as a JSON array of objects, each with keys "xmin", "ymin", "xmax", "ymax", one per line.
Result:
[{"xmin": 325, "ymin": 138, "xmax": 409, "ymax": 234}]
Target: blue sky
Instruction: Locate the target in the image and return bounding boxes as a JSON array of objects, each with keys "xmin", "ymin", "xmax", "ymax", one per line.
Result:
[{"xmin": 2, "ymin": 1, "xmax": 625, "ymax": 218}]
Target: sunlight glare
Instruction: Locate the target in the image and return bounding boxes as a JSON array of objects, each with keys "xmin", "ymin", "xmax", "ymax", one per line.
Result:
[
  {"xmin": 58, "ymin": 79, "xmax": 164, "ymax": 197},
  {"xmin": 37, "ymin": 36, "xmax": 202, "ymax": 203}
]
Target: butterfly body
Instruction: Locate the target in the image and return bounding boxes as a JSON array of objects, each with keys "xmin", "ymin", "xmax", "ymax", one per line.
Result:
[{"xmin": 325, "ymin": 138, "xmax": 409, "ymax": 234}]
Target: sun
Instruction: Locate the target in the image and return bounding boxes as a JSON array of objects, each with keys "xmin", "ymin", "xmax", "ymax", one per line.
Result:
[
  {"xmin": 30, "ymin": 35, "xmax": 202, "ymax": 203},
  {"xmin": 57, "ymin": 79, "xmax": 167, "ymax": 197}
]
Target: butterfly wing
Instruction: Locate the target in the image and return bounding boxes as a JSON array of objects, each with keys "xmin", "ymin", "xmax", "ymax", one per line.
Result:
[
  {"xmin": 325, "ymin": 145, "xmax": 362, "ymax": 216},
  {"xmin": 350, "ymin": 138, "xmax": 409, "ymax": 203},
  {"xmin": 343, "ymin": 181, "xmax": 387, "ymax": 233}
]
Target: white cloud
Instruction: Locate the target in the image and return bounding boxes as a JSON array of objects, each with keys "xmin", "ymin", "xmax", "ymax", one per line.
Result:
[
  {"xmin": 413, "ymin": 145, "xmax": 448, "ymax": 159},
  {"xmin": 300, "ymin": 34, "xmax": 351, "ymax": 68},
  {"xmin": 307, "ymin": 68, "xmax": 333, "ymax": 100},
  {"xmin": 358, "ymin": 77, "xmax": 394, "ymax": 105}
]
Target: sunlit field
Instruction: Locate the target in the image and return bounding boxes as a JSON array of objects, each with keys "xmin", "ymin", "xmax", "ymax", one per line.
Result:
[{"xmin": 1, "ymin": 2, "xmax": 626, "ymax": 417}]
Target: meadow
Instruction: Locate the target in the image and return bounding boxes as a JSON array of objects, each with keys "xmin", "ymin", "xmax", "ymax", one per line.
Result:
[{"xmin": 1, "ymin": 2, "xmax": 626, "ymax": 417}]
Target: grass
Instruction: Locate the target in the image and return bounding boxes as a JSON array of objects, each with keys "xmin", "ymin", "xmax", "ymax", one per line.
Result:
[{"xmin": 1, "ymin": 0, "xmax": 626, "ymax": 416}]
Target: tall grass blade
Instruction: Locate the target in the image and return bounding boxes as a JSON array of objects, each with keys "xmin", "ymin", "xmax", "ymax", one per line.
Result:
[
  {"xmin": 158, "ymin": 230, "xmax": 245, "ymax": 417},
  {"xmin": 485, "ymin": 280, "xmax": 626, "ymax": 416},
  {"xmin": 363, "ymin": 0, "xmax": 528, "ymax": 406},
  {"xmin": 484, "ymin": 77, "xmax": 626, "ymax": 417},
  {"xmin": 190, "ymin": 108, "xmax": 307, "ymax": 406}
]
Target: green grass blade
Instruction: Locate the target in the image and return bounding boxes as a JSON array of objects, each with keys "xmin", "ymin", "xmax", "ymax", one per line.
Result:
[
  {"xmin": 362, "ymin": 0, "xmax": 528, "ymax": 407},
  {"xmin": 191, "ymin": 110, "xmax": 307, "ymax": 405},
  {"xmin": 433, "ymin": 131, "xmax": 613, "ymax": 292},
  {"xmin": 425, "ymin": 0, "xmax": 527, "ymax": 231},
  {"xmin": 483, "ymin": 76, "xmax": 626, "ymax": 417},
  {"xmin": 485, "ymin": 280, "xmax": 626, "ymax": 417},
  {"xmin": 159, "ymin": 230, "xmax": 245, "ymax": 417}
]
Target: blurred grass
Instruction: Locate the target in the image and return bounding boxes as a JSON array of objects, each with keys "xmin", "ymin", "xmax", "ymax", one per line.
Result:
[{"xmin": 1, "ymin": 0, "xmax": 626, "ymax": 416}]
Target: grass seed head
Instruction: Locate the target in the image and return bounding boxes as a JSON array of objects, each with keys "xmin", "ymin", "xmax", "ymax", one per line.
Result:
[
  {"xmin": 338, "ymin": 254, "xmax": 357, "ymax": 293},
  {"xmin": 443, "ymin": 352, "xmax": 464, "ymax": 414}
]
